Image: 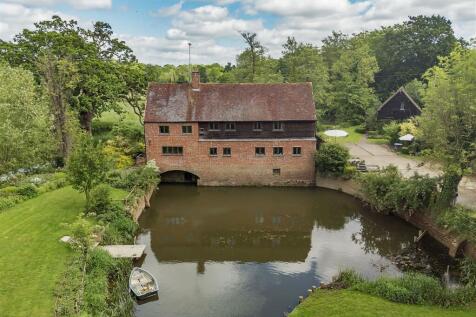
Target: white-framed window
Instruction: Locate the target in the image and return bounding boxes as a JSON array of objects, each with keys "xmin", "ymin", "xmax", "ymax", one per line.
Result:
[
  {"xmin": 209, "ymin": 122, "xmax": 220, "ymax": 131},
  {"xmin": 182, "ymin": 125, "xmax": 192, "ymax": 134},
  {"xmin": 223, "ymin": 147, "xmax": 231, "ymax": 156},
  {"xmin": 400, "ymin": 102, "xmax": 405, "ymax": 111},
  {"xmin": 273, "ymin": 147, "xmax": 284, "ymax": 156},
  {"xmin": 253, "ymin": 122, "xmax": 263, "ymax": 131},
  {"xmin": 225, "ymin": 122, "xmax": 236, "ymax": 131},
  {"xmin": 272, "ymin": 121, "xmax": 284, "ymax": 131},
  {"xmin": 255, "ymin": 147, "xmax": 266, "ymax": 156},
  {"xmin": 292, "ymin": 147, "xmax": 302, "ymax": 156},
  {"xmin": 209, "ymin": 147, "xmax": 218, "ymax": 156},
  {"xmin": 159, "ymin": 125, "xmax": 169, "ymax": 134}
]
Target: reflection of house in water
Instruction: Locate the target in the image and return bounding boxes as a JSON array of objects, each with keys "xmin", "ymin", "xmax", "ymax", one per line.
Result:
[{"xmin": 140, "ymin": 187, "xmax": 319, "ymax": 264}]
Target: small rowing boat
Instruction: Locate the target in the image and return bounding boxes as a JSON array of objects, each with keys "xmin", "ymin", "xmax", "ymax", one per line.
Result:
[{"xmin": 129, "ymin": 267, "xmax": 159, "ymax": 300}]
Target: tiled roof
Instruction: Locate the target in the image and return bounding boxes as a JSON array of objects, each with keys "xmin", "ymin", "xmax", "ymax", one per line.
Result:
[{"xmin": 145, "ymin": 82, "xmax": 316, "ymax": 122}]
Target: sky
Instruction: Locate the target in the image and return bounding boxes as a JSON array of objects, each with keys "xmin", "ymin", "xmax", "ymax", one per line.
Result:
[{"xmin": 0, "ymin": 0, "xmax": 475, "ymax": 65}]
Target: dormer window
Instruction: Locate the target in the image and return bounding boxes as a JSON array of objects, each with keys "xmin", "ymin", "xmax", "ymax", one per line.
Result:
[
  {"xmin": 400, "ymin": 102, "xmax": 405, "ymax": 111},
  {"xmin": 272, "ymin": 121, "xmax": 284, "ymax": 131}
]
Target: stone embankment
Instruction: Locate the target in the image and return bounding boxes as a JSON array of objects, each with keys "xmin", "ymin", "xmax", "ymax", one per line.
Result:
[{"xmin": 315, "ymin": 176, "xmax": 476, "ymax": 260}]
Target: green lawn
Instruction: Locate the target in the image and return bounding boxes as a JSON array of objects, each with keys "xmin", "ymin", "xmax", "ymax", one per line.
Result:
[
  {"xmin": 0, "ymin": 186, "xmax": 127, "ymax": 317},
  {"xmin": 289, "ymin": 289, "xmax": 476, "ymax": 317},
  {"xmin": 319, "ymin": 125, "xmax": 364, "ymax": 144}
]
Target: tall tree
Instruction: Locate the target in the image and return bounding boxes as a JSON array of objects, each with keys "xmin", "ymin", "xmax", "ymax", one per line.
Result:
[
  {"xmin": 279, "ymin": 37, "xmax": 329, "ymax": 107},
  {"xmin": 372, "ymin": 15, "xmax": 460, "ymax": 99},
  {"xmin": 0, "ymin": 63, "xmax": 54, "ymax": 173},
  {"xmin": 239, "ymin": 32, "xmax": 266, "ymax": 82},
  {"xmin": 1, "ymin": 16, "xmax": 135, "ymax": 135},
  {"xmin": 67, "ymin": 134, "xmax": 109, "ymax": 210},
  {"xmin": 328, "ymin": 39, "xmax": 379, "ymax": 123},
  {"xmin": 419, "ymin": 46, "xmax": 476, "ymax": 207}
]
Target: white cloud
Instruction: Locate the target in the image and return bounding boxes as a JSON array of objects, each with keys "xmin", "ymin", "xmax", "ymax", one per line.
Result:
[
  {"xmin": 166, "ymin": 5, "xmax": 262, "ymax": 40},
  {"xmin": 0, "ymin": 2, "xmax": 71, "ymax": 39},
  {"xmin": 7, "ymin": 0, "xmax": 112, "ymax": 10},
  {"xmin": 120, "ymin": 34, "xmax": 239, "ymax": 65},
  {"xmin": 154, "ymin": 1, "xmax": 182, "ymax": 17}
]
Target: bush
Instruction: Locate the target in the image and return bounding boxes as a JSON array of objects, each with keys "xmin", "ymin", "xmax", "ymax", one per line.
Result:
[
  {"xmin": 353, "ymin": 272, "xmax": 476, "ymax": 307},
  {"xmin": 354, "ymin": 126, "xmax": 366, "ymax": 134},
  {"xmin": 382, "ymin": 121, "xmax": 400, "ymax": 144},
  {"xmin": 333, "ymin": 270, "xmax": 364, "ymax": 288},
  {"xmin": 17, "ymin": 183, "xmax": 39, "ymax": 198},
  {"xmin": 91, "ymin": 120, "xmax": 114, "ymax": 134},
  {"xmin": 0, "ymin": 195, "xmax": 25, "ymax": 211},
  {"xmin": 358, "ymin": 166, "xmax": 438, "ymax": 215},
  {"xmin": 437, "ymin": 206, "xmax": 476, "ymax": 242},
  {"xmin": 88, "ymin": 184, "xmax": 114, "ymax": 215},
  {"xmin": 460, "ymin": 258, "xmax": 476, "ymax": 288},
  {"xmin": 112, "ymin": 121, "xmax": 143, "ymax": 142},
  {"xmin": 315, "ymin": 143, "xmax": 350, "ymax": 176}
]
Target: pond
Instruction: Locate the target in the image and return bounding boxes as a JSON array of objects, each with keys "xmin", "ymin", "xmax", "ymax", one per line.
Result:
[{"xmin": 134, "ymin": 185, "xmax": 450, "ymax": 317}]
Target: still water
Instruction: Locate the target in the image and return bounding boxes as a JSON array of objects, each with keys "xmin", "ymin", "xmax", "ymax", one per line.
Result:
[{"xmin": 135, "ymin": 185, "xmax": 419, "ymax": 317}]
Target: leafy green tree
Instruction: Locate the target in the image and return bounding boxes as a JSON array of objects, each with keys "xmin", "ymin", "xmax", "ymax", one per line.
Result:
[
  {"xmin": 279, "ymin": 37, "xmax": 329, "ymax": 106},
  {"xmin": 1, "ymin": 16, "xmax": 135, "ymax": 134},
  {"xmin": 67, "ymin": 134, "xmax": 110, "ymax": 210},
  {"xmin": 327, "ymin": 39, "xmax": 379, "ymax": 123},
  {"xmin": 372, "ymin": 15, "xmax": 460, "ymax": 99},
  {"xmin": 321, "ymin": 31, "xmax": 349, "ymax": 68},
  {"xmin": 0, "ymin": 63, "xmax": 54, "ymax": 174},
  {"xmin": 118, "ymin": 62, "xmax": 147, "ymax": 125},
  {"xmin": 239, "ymin": 32, "xmax": 265, "ymax": 82},
  {"xmin": 419, "ymin": 46, "xmax": 476, "ymax": 208}
]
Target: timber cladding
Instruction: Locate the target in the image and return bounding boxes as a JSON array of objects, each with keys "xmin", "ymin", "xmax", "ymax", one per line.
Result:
[{"xmin": 145, "ymin": 123, "xmax": 316, "ymax": 186}]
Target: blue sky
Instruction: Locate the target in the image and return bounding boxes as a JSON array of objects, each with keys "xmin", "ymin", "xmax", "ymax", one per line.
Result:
[{"xmin": 0, "ymin": 1, "xmax": 475, "ymax": 65}]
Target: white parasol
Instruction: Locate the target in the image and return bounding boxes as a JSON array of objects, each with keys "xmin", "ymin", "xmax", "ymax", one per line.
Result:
[
  {"xmin": 324, "ymin": 129, "xmax": 349, "ymax": 138},
  {"xmin": 399, "ymin": 134, "xmax": 414, "ymax": 142}
]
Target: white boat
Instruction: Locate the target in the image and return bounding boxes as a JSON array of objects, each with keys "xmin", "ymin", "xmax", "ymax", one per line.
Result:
[{"xmin": 129, "ymin": 267, "xmax": 159, "ymax": 300}]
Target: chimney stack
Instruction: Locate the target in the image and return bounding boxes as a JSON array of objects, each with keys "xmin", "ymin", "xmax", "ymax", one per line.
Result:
[{"xmin": 191, "ymin": 71, "xmax": 200, "ymax": 90}]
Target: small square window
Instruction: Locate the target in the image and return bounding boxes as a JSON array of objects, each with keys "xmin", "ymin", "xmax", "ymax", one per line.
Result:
[
  {"xmin": 273, "ymin": 121, "xmax": 283, "ymax": 131},
  {"xmin": 209, "ymin": 147, "xmax": 218, "ymax": 156},
  {"xmin": 159, "ymin": 125, "xmax": 169, "ymax": 134},
  {"xmin": 255, "ymin": 147, "xmax": 265, "ymax": 156},
  {"xmin": 273, "ymin": 147, "xmax": 283, "ymax": 156},
  {"xmin": 292, "ymin": 147, "xmax": 302, "ymax": 155},
  {"xmin": 225, "ymin": 122, "xmax": 236, "ymax": 131},
  {"xmin": 223, "ymin": 147, "xmax": 231, "ymax": 156},
  {"xmin": 253, "ymin": 122, "xmax": 263, "ymax": 131},
  {"xmin": 209, "ymin": 122, "xmax": 220, "ymax": 131},
  {"xmin": 182, "ymin": 125, "xmax": 192, "ymax": 134},
  {"xmin": 273, "ymin": 168, "xmax": 281, "ymax": 175}
]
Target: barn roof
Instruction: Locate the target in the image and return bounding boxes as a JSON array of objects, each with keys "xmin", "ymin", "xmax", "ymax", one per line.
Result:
[
  {"xmin": 377, "ymin": 87, "xmax": 421, "ymax": 113},
  {"xmin": 144, "ymin": 81, "xmax": 316, "ymax": 122}
]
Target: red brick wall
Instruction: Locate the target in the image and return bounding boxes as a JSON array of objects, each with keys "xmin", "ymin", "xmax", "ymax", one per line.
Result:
[{"xmin": 145, "ymin": 123, "xmax": 316, "ymax": 186}]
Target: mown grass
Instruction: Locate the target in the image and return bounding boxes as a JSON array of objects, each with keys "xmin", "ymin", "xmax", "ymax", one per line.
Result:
[
  {"xmin": 318, "ymin": 125, "xmax": 364, "ymax": 144},
  {"xmin": 0, "ymin": 186, "xmax": 127, "ymax": 317},
  {"xmin": 289, "ymin": 289, "xmax": 476, "ymax": 317}
]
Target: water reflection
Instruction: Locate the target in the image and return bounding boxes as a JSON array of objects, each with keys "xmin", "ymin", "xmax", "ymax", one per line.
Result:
[{"xmin": 135, "ymin": 185, "xmax": 417, "ymax": 317}]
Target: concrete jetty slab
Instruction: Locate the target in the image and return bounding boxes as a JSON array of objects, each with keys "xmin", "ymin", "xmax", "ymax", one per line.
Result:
[{"xmin": 101, "ymin": 245, "xmax": 146, "ymax": 258}]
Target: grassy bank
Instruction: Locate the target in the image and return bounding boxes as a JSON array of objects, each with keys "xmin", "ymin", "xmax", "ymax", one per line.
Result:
[
  {"xmin": 0, "ymin": 186, "xmax": 126, "ymax": 317},
  {"xmin": 289, "ymin": 289, "xmax": 476, "ymax": 317}
]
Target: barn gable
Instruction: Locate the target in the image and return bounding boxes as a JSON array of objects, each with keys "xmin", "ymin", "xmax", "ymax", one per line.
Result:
[{"xmin": 377, "ymin": 87, "xmax": 421, "ymax": 120}]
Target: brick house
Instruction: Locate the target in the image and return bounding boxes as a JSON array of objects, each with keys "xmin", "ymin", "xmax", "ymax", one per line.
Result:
[{"xmin": 144, "ymin": 71, "xmax": 317, "ymax": 186}]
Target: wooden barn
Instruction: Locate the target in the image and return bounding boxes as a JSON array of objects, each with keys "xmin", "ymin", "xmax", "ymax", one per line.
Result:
[{"xmin": 377, "ymin": 87, "xmax": 421, "ymax": 121}]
